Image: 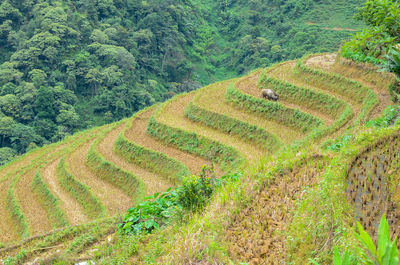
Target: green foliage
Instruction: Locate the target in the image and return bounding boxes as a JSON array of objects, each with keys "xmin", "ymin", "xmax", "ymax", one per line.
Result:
[
  {"xmin": 57, "ymin": 158, "xmax": 106, "ymax": 219},
  {"xmin": 0, "ymin": 146, "xmax": 16, "ymax": 165},
  {"xmin": 342, "ymin": 0, "xmax": 400, "ymax": 65},
  {"xmin": 30, "ymin": 172, "xmax": 69, "ymax": 228},
  {"xmin": 118, "ymin": 188, "xmax": 180, "ymax": 236},
  {"xmin": 381, "ymin": 49, "xmax": 400, "ymax": 77},
  {"xmin": 325, "ymin": 134, "xmax": 353, "ymax": 152},
  {"xmin": 118, "ymin": 166, "xmax": 241, "ymax": 236},
  {"xmin": 357, "ymin": 215, "xmax": 399, "ymax": 265},
  {"xmin": 177, "ymin": 166, "xmax": 217, "ymax": 212},
  {"xmin": 310, "ymin": 246, "xmax": 357, "ymax": 265},
  {"xmin": 367, "ymin": 105, "xmax": 400, "ymax": 128},
  {"xmin": 225, "ymin": 84, "xmax": 323, "ymax": 132},
  {"xmin": 259, "ymin": 70, "xmax": 347, "ymax": 119},
  {"xmin": 147, "ymin": 103, "xmax": 244, "ymax": 171},
  {"xmin": 86, "ymin": 131, "xmax": 145, "ymax": 201},
  {"xmin": 184, "ymin": 102, "xmax": 281, "ymax": 151}
]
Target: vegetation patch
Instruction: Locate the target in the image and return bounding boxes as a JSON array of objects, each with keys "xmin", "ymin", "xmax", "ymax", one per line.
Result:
[
  {"xmin": 57, "ymin": 158, "xmax": 106, "ymax": 220},
  {"xmin": 30, "ymin": 172, "xmax": 69, "ymax": 229},
  {"xmin": 225, "ymin": 84, "xmax": 323, "ymax": 132},
  {"xmin": 184, "ymin": 102, "xmax": 281, "ymax": 151}
]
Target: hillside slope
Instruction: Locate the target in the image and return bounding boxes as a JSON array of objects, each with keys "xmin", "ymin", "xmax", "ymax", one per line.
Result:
[
  {"xmin": 0, "ymin": 0, "xmax": 364, "ymax": 163},
  {"xmin": 0, "ymin": 52, "xmax": 398, "ymax": 264}
]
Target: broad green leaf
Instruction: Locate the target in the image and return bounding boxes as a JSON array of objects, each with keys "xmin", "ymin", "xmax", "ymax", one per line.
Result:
[
  {"xmin": 378, "ymin": 215, "xmax": 390, "ymax": 260},
  {"xmin": 357, "ymin": 222, "xmax": 377, "ymax": 256},
  {"xmin": 333, "ymin": 247, "xmax": 342, "ymax": 265}
]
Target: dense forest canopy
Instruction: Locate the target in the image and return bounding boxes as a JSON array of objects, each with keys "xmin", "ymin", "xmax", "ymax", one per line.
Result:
[{"xmin": 0, "ymin": 0, "xmax": 363, "ymax": 164}]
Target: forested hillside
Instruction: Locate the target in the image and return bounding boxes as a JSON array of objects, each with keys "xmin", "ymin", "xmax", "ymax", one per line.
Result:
[{"xmin": 0, "ymin": 0, "xmax": 363, "ymax": 164}]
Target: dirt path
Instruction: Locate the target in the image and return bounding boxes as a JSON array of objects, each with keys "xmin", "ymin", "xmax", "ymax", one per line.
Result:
[
  {"xmin": 97, "ymin": 123, "xmax": 172, "ymax": 196},
  {"xmin": 195, "ymin": 77, "xmax": 302, "ymax": 145},
  {"xmin": 67, "ymin": 139, "xmax": 132, "ymax": 216},
  {"xmin": 306, "ymin": 54, "xmax": 394, "ymax": 119},
  {"xmin": 125, "ymin": 108, "xmax": 211, "ymax": 176},
  {"xmin": 42, "ymin": 159, "xmax": 88, "ymax": 225},
  {"xmin": 237, "ymin": 68, "xmax": 335, "ymax": 126},
  {"xmin": 225, "ymin": 157, "xmax": 327, "ymax": 264},
  {"xmin": 159, "ymin": 92, "xmax": 265, "ymax": 164}
]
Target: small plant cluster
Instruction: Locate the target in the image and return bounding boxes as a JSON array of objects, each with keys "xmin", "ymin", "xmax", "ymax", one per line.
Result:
[
  {"xmin": 324, "ymin": 134, "xmax": 353, "ymax": 152},
  {"xmin": 147, "ymin": 113, "xmax": 243, "ymax": 171},
  {"xmin": 86, "ymin": 141, "xmax": 145, "ymax": 201},
  {"xmin": 341, "ymin": 45, "xmax": 385, "ymax": 65},
  {"xmin": 225, "ymin": 85, "xmax": 322, "ymax": 132},
  {"xmin": 367, "ymin": 105, "xmax": 400, "ymax": 128},
  {"xmin": 118, "ymin": 166, "xmax": 241, "ymax": 236},
  {"xmin": 296, "ymin": 56, "xmax": 379, "ymax": 124},
  {"xmin": 31, "ymin": 172, "xmax": 69, "ymax": 228},
  {"xmin": 57, "ymin": 158, "xmax": 106, "ymax": 219},
  {"xmin": 259, "ymin": 73, "xmax": 346, "ymax": 119},
  {"xmin": 114, "ymin": 131, "xmax": 190, "ymax": 184},
  {"xmin": 184, "ymin": 102, "xmax": 281, "ymax": 151}
]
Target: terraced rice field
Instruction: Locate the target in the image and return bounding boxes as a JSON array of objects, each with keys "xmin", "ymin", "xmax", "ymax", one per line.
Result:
[{"xmin": 0, "ymin": 53, "xmax": 397, "ymax": 263}]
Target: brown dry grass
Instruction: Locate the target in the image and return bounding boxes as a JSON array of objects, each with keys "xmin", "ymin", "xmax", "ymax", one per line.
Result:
[
  {"xmin": 67, "ymin": 136, "xmax": 132, "ymax": 216},
  {"xmin": 158, "ymin": 90, "xmax": 264, "ymax": 164},
  {"xmin": 125, "ymin": 107, "xmax": 211, "ymax": 176},
  {"xmin": 98, "ymin": 122, "xmax": 173, "ymax": 196},
  {"xmin": 225, "ymin": 157, "xmax": 327, "ymax": 265},
  {"xmin": 237, "ymin": 67, "xmax": 335, "ymax": 126},
  {"xmin": 307, "ymin": 53, "xmax": 394, "ymax": 119},
  {"xmin": 194, "ymin": 74, "xmax": 302, "ymax": 144},
  {"xmin": 42, "ymin": 158, "xmax": 88, "ymax": 225}
]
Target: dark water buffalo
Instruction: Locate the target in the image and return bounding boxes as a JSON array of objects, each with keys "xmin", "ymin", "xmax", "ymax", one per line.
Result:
[{"xmin": 261, "ymin": 89, "xmax": 279, "ymax": 101}]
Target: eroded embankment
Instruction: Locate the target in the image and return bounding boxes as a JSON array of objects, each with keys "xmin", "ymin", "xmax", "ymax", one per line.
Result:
[{"xmin": 347, "ymin": 134, "xmax": 400, "ymax": 240}]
